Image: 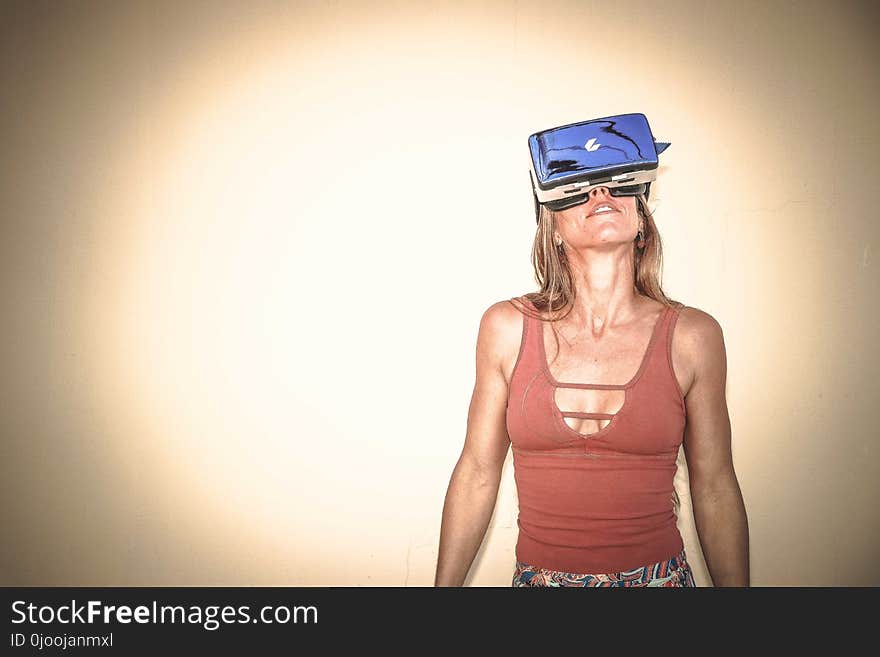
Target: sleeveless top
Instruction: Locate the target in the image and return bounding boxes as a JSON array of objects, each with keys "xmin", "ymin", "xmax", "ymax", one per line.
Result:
[{"xmin": 505, "ymin": 296, "xmax": 687, "ymax": 573}]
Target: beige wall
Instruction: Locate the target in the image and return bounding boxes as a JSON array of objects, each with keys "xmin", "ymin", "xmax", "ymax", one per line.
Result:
[{"xmin": 2, "ymin": 0, "xmax": 877, "ymax": 586}]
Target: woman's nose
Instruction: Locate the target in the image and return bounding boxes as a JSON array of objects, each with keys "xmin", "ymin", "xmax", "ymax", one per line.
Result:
[{"xmin": 589, "ymin": 186, "xmax": 611, "ymax": 197}]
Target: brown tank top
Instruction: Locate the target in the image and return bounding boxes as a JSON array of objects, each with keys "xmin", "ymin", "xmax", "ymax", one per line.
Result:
[{"xmin": 505, "ymin": 295, "xmax": 686, "ymax": 573}]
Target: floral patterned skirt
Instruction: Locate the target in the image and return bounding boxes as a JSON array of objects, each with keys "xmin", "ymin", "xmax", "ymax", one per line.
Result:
[{"xmin": 512, "ymin": 548, "xmax": 696, "ymax": 587}]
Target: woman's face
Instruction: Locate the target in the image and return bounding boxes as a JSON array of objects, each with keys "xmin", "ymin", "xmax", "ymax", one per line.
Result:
[{"xmin": 553, "ymin": 186, "xmax": 640, "ymax": 250}]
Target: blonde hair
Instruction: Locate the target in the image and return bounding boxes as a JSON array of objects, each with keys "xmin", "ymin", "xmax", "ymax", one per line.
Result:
[{"xmin": 509, "ymin": 193, "xmax": 685, "ymax": 513}]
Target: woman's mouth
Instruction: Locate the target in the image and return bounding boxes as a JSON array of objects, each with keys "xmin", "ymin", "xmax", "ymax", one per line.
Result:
[{"xmin": 589, "ymin": 205, "xmax": 618, "ymax": 217}]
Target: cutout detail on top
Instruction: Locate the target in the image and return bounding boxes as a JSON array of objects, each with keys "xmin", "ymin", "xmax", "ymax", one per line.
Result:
[{"xmin": 554, "ymin": 387, "xmax": 626, "ymax": 437}]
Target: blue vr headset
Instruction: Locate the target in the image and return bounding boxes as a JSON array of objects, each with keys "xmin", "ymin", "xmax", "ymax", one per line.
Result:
[{"xmin": 528, "ymin": 113, "xmax": 670, "ymax": 221}]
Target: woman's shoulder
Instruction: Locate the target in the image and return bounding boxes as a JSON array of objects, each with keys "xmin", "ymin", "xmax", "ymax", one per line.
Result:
[
  {"xmin": 670, "ymin": 302, "xmax": 726, "ymax": 361},
  {"xmin": 474, "ymin": 296, "xmax": 532, "ymax": 373},
  {"xmin": 481, "ymin": 294, "xmax": 532, "ymax": 334},
  {"xmin": 672, "ymin": 302, "xmax": 722, "ymax": 332}
]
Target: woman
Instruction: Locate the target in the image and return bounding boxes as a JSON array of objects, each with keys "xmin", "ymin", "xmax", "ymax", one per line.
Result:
[{"xmin": 434, "ymin": 130, "xmax": 749, "ymax": 586}]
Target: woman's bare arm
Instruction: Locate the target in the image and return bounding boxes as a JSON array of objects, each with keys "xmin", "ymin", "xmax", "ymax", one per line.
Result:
[
  {"xmin": 679, "ymin": 308, "xmax": 750, "ymax": 586},
  {"xmin": 434, "ymin": 301, "xmax": 517, "ymax": 586}
]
